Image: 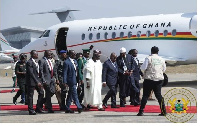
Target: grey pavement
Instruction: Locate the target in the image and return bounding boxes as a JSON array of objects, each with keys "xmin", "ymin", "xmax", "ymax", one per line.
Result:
[{"xmin": 0, "ymin": 71, "xmax": 197, "ymax": 123}]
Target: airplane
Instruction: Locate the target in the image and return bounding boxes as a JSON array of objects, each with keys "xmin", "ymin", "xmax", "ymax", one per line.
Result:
[
  {"xmin": 18, "ymin": 11, "xmax": 197, "ymax": 65},
  {"xmin": 0, "ymin": 33, "xmax": 20, "ymax": 62}
]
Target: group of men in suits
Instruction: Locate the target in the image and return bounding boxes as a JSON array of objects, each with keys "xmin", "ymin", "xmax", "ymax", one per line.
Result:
[
  {"xmin": 102, "ymin": 47, "xmax": 143, "ymax": 108},
  {"xmin": 25, "ymin": 45, "xmax": 166, "ymax": 116},
  {"xmin": 26, "ymin": 50, "xmax": 55, "ymax": 115},
  {"xmin": 26, "ymin": 49, "xmax": 91, "ymax": 115}
]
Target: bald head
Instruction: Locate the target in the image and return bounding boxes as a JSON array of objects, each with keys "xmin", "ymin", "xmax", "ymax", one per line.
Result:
[{"xmin": 110, "ymin": 52, "xmax": 117, "ymax": 63}]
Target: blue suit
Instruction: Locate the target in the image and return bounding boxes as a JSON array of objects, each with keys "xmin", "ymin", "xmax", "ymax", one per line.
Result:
[
  {"xmin": 102, "ymin": 59, "xmax": 118, "ymax": 86},
  {"xmin": 63, "ymin": 58, "xmax": 82, "ymax": 110},
  {"xmin": 130, "ymin": 57, "xmax": 143, "ymax": 105},
  {"xmin": 102, "ymin": 59, "xmax": 118, "ymax": 107}
]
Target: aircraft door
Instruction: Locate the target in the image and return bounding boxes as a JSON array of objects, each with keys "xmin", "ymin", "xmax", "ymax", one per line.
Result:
[{"xmin": 55, "ymin": 27, "xmax": 68, "ymax": 56}]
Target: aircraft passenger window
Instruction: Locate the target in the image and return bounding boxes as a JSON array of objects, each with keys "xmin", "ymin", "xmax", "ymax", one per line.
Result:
[
  {"xmin": 104, "ymin": 32, "xmax": 108, "ymax": 39},
  {"xmin": 172, "ymin": 29, "xmax": 177, "ymax": 36},
  {"xmin": 146, "ymin": 31, "xmax": 151, "ymax": 37},
  {"xmin": 82, "ymin": 33, "xmax": 85, "ymax": 40},
  {"xmin": 43, "ymin": 30, "xmax": 50, "ymax": 37},
  {"xmin": 137, "ymin": 31, "xmax": 141, "ymax": 37},
  {"xmin": 89, "ymin": 33, "xmax": 93, "ymax": 40},
  {"xmin": 96, "ymin": 33, "xmax": 100, "ymax": 40},
  {"xmin": 128, "ymin": 31, "xmax": 132, "ymax": 38},
  {"xmin": 112, "ymin": 32, "xmax": 116, "ymax": 39},
  {"xmin": 120, "ymin": 32, "xmax": 124, "ymax": 38},
  {"xmin": 163, "ymin": 30, "xmax": 168, "ymax": 37},
  {"xmin": 154, "ymin": 30, "xmax": 159, "ymax": 37}
]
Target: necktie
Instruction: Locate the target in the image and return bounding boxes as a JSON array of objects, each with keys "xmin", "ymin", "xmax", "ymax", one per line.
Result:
[
  {"xmin": 47, "ymin": 59, "xmax": 53, "ymax": 78},
  {"xmin": 73, "ymin": 59, "xmax": 77, "ymax": 76}
]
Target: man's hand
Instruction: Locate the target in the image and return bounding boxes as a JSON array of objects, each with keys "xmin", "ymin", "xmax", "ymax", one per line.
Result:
[
  {"xmin": 86, "ymin": 82, "xmax": 90, "ymax": 89},
  {"xmin": 56, "ymin": 80, "xmax": 60, "ymax": 84},
  {"xmin": 37, "ymin": 82, "xmax": 42, "ymax": 88},
  {"xmin": 102, "ymin": 82, "xmax": 106, "ymax": 87},
  {"xmin": 124, "ymin": 70, "xmax": 129, "ymax": 75},
  {"xmin": 63, "ymin": 83, "xmax": 68, "ymax": 88}
]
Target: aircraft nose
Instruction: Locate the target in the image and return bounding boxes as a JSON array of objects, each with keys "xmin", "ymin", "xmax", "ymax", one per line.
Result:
[{"xmin": 190, "ymin": 15, "xmax": 197, "ymax": 37}]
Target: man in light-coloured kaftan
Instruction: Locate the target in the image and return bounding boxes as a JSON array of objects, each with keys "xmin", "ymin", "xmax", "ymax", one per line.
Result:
[{"xmin": 83, "ymin": 50, "xmax": 105, "ymax": 111}]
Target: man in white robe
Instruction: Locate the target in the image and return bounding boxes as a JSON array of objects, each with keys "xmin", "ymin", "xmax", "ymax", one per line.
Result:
[{"xmin": 83, "ymin": 50, "xmax": 105, "ymax": 111}]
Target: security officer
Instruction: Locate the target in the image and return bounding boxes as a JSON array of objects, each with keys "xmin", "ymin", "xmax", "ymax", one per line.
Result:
[
  {"xmin": 137, "ymin": 46, "xmax": 167, "ymax": 116},
  {"xmin": 77, "ymin": 49, "xmax": 90, "ymax": 104},
  {"xmin": 13, "ymin": 53, "xmax": 27, "ymax": 104},
  {"xmin": 54, "ymin": 50, "xmax": 68, "ymax": 110}
]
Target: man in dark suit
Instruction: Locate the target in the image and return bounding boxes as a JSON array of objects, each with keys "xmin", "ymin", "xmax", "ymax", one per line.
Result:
[
  {"xmin": 128, "ymin": 49, "xmax": 143, "ymax": 106},
  {"xmin": 102, "ymin": 53, "xmax": 119, "ymax": 108},
  {"xmin": 116, "ymin": 47, "xmax": 138, "ymax": 107},
  {"xmin": 26, "ymin": 50, "xmax": 44, "ymax": 115},
  {"xmin": 63, "ymin": 50, "xmax": 82, "ymax": 113},
  {"xmin": 38, "ymin": 50, "xmax": 55, "ymax": 113}
]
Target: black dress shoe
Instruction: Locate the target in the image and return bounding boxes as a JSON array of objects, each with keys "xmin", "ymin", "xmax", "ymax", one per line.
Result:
[
  {"xmin": 133, "ymin": 103, "xmax": 141, "ymax": 106},
  {"xmin": 35, "ymin": 108, "xmax": 44, "ymax": 113},
  {"xmin": 19, "ymin": 100, "xmax": 25, "ymax": 104},
  {"xmin": 87, "ymin": 104, "xmax": 93, "ymax": 109},
  {"xmin": 29, "ymin": 111, "xmax": 36, "ymax": 115},
  {"xmin": 98, "ymin": 108, "xmax": 105, "ymax": 111},
  {"xmin": 158, "ymin": 113, "xmax": 167, "ymax": 116},
  {"xmin": 48, "ymin": 109, "xmax": 54, "ymax": 113},
  {"xmin": 60, "ymin": 107, "xmax": 65, "ymax": 111},
  {"xmin": 102, "ymin": 102, "xmax": 108, "ymax": 108},
  {"xmin": 13, "ymin": 97, "xmax": 17, "ymax": 105},
  {"xmin": 137, "ymin": 112, "xmax": 144, "ymax": 116},
  {"xmin": 65, "ymin": 109, "xmax": 75, "ymax": 113},
  {"xmin": 77, "ymin": 108, "xmax": 82, "ymax": 113},
  {"xmin": 11, "ymin": 89, "xmax": 15, "ymax": 93},
  {"xmin": 111, "ymin": 106, "xmax": 120, "ymax": 108},
  {"xmin": 120, "ymin": 105, "xmax": 125, "ymax": 107}
]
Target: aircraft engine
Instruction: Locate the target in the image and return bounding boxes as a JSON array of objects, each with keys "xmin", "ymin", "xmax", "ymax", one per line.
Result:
[{"xmin": 189, "ymin": 15, "xmax": 197, "ymax": 37}]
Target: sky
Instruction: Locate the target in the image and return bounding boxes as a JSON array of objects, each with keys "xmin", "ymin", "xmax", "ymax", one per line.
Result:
[{"xmin": 0, "ymin": 0, "xmax": 197, "ymax": 30}]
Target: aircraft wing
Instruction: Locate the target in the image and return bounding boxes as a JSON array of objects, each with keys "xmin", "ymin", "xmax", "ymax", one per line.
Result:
[{"xmin": 137, "ymin": 54, "xmax": 186, "ymax": 64}]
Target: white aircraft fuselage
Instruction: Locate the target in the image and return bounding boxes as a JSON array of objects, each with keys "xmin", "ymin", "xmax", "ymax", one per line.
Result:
[{"xmin": 19, "ymin": 13, "xmax": 197, "ymax": 64}]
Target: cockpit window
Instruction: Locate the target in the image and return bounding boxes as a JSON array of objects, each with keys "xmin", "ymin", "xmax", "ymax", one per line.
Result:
[{"xmin": 39, "ymin": 30, "xmax": 50, "ymax": 38}]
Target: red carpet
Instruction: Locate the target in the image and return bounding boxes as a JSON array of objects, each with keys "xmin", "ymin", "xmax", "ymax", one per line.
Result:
[
  {"xmin": 0, "ymin": 105, "xmax": 197, "ymax": 113},
  {"xmin": 0, "ymin": 89, "xmax": 19, "ymax": 93}
]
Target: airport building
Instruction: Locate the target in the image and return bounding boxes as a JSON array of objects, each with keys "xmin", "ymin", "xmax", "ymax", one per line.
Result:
[{"xmin": 0, "ymin": 26, "xmax": 44, "ymax": 49}]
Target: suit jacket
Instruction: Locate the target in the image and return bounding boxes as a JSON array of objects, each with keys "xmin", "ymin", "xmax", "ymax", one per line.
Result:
[
  {"xmin": 102, "ymin": 59, "xmax": 118, "ymax": 86},
  {"xmin": 26, "ymin": 58, "xmax": 40, "ymax": 87},
  {"xmin": 63, "ymin": 58, "xmax": 78, "ymax": 86},
  {"xmin": 39, "ymin": 57, "xmax": 54, "ymax": 85},
  {"xmin": 132, "ymin": 57, "xmax": 143, "ymax": 80},
  {"xmin": 116, "ymin": 54, "xmax": 135, "ymax": 76}
]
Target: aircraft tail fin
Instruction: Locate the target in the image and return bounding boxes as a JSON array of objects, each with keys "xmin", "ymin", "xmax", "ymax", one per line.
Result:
[
  {"xmin": 30, "ymin": 7, "xmax": 79, "ymax": 22},
  {"xmin": 0, "ymin": 33, "xmax": 19, "ymax": 51}
]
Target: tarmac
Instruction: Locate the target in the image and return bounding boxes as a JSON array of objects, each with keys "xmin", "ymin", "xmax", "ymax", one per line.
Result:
[{"xmin": 0, "ymin": 63, "xmax": 197, "ymax": 123}]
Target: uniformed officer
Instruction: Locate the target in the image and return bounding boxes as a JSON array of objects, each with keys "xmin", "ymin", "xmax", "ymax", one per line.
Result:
[
  {"xmin": 13, "ymin": 53, "xmax": 27, "ymax": 104},
  {"xmin": 77, "ymin": 49, "xmax": 90, "ymax": 104},
  {"xmin": 54, "ymin": 50, "xmax": 68, "ymax": 110}
]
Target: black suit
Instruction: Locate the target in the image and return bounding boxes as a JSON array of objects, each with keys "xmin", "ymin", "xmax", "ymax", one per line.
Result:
[
  {"xmin": 26, "ymin": 58, "xmax": 44, "ymax": 113},
  {"xmin": 39, "ymin": 57, "xmax": 55, "ymax": 110},
  {"xmin": 102, "ymin": 59, "xmax": 118, "ymax": 107},
  {"xmin": 130, "ymin": 57, "xmax": 143, "ymax": 105},
  {"xmin": 116, "ymin": 54, "xmax": 138, "ymax": 106}
]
